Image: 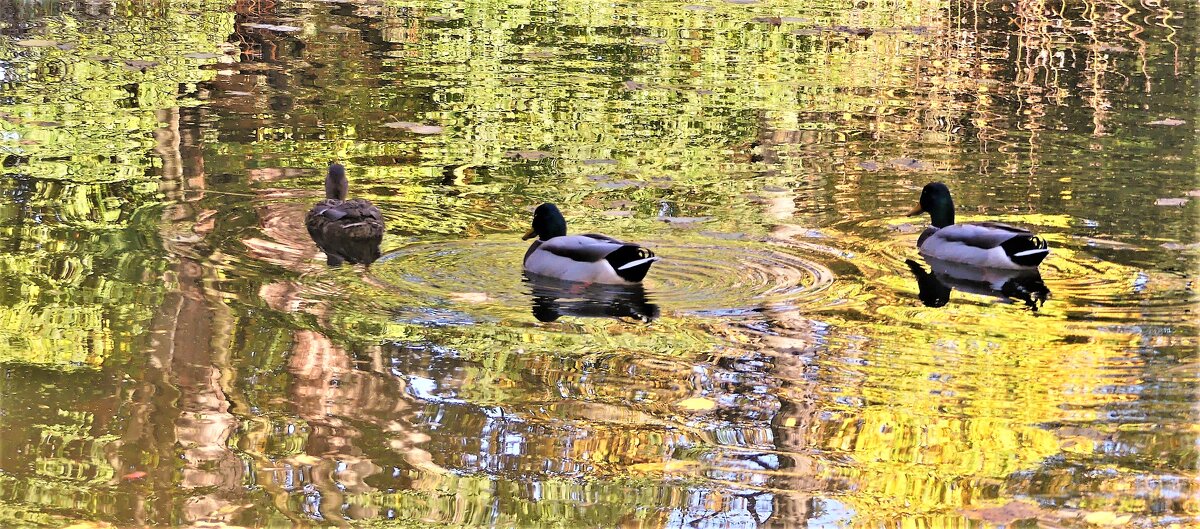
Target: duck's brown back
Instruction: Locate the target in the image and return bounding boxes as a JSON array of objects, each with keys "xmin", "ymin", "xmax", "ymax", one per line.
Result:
[{"xmin": 305, "ymin": 199, "xmax": 385, "ymax": 265}]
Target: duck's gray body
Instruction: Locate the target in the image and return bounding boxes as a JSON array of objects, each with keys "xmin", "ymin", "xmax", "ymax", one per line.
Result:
[{"xmin": 917, "ymin": 222, "xmax": 1048, "ymax": 270}]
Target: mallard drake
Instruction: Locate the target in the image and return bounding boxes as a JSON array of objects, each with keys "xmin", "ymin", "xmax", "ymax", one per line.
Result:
[
  {"xmin": 522, "ymin": 203, "xmax": 659, "ymax": 284},
  {"xmin": 305, "ymin": 163, "xmax": 384, "ymax": 265},
  {"xmin": 907, "ymin": 182, "xmax": 1049, "ymax": 269}
]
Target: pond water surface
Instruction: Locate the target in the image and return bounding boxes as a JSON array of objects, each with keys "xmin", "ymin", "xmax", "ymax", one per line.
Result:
[{"xmin": 0, "ymin": 0, "xmax": 1196, "ymax": 527}]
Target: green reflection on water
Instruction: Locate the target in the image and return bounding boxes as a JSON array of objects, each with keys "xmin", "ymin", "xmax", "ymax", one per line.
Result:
[{"xmin": 0, "ymin": 0, "xmax": 1196, "ymax": 527}]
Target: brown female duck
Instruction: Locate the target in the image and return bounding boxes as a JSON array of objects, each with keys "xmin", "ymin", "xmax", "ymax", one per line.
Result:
[{"xmin": 305, "ymin": 163, "xmax": 384, "ymax": 265}]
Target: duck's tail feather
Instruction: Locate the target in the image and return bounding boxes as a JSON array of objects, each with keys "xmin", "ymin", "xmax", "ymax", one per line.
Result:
[
  {"xmin": 607, "ymin": 246, "xmax": 659, "ymax": 282},
  {"xmin": 617, "ymin": 256, "xmax": 660, "ymax": 271},
  {"xmin": 1001, "ymin": 236, "xmax": 1049, "ymax": 267}
]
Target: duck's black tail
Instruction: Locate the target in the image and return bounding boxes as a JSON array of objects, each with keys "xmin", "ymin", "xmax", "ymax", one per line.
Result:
[
  {"xmin": 606, "ymin": 245, "xmax": 659, "ymax": 283},
  {"xmin": 1001, "ymin": 236, "xmax": 1049, "ymax": 267}
]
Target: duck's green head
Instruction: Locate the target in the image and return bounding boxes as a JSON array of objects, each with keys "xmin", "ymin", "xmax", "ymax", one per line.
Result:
[
  {"xmin": 523, "ymin": 203, "xmax": 567, "ymax": 241},
  {"xmin": 908, "ymin": 182, "xmax": 955, "ymax": 228}
]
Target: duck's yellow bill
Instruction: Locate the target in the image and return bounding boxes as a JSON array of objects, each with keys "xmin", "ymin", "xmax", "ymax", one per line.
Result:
[
  {"xmin": 906, "ymin": 204, "xmax": 924, "ymax": 216},
  {"xmin": 522, "ymin": 229, "xmax": 537, "ymax": 240}
]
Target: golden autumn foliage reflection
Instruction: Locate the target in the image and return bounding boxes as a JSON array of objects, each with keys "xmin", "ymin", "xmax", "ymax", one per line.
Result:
[{"xmin": 0, "ymin": 0, "xmax": 1195, "ymax": 527}]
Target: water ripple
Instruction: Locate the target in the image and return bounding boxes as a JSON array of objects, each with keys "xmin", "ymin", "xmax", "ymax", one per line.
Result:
[
  {"xmin": 368, "ymin": 237, "xmax": 839, "ymax": 319},
  {"xmin": 643, "ymin": 241, "xmax": 837, "ymax": 315}
]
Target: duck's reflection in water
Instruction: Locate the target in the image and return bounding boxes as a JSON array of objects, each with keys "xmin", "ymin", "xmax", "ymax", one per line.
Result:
[
  {"xmin": 905, "ymin": 257, "xmax": 1050, "ymax": 310},
  {"xmin": 308, "ymin": 232, "xmax": 382, "ymax": 266},
  {"xmin": 524, "ymin": 275, "xmax": 661, "ymax": 322}
]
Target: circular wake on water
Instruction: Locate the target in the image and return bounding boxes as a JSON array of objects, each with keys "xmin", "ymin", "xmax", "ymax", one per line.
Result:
[{"xmin": 366, "ymin": 236, "xmax": 841, "ymax": 321}]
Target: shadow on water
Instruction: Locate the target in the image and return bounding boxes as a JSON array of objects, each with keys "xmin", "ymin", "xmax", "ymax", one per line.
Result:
[
  {"xmin": 904, "ymin": 257, "xmax": 1051, "ymax": 310},
  {"xmin": 524, "ymin": 274, "xmax": 660, "ymax": 323}
]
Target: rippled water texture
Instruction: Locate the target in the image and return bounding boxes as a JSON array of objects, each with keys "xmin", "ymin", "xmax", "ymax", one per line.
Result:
[{"xmin": 0, "ymin": 0, "xmax": 1196, "ymax": 527}]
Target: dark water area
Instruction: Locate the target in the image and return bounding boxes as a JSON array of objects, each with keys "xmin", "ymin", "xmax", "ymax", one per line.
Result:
[{"xmin": 0, "ymin": 0, "xmax": 1195, "ymax": 527}]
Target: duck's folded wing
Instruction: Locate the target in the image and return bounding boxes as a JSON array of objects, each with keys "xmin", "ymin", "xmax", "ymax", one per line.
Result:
[
  {"xmin": 935, "ymin": 223, "xmax": 1030, "ymax": 249},
  {"xmin": 539, "ymin": 235, "xmax": 624, "ymax": 262},
  {"xmin": 310, "ymin": 199, "xmax": 381, "ymax": 222},
  {"xmin": 308, "ymin": 199, "xmax": 348, "ymax": 221},
  {"xmin": 974, "ymin": 221, "xmax": 1034, "ymax": 234},
  {"xmin": 333, "ymin": 199, "xmax": 382, "ymax": 221},
  {"xmin": 345, "ymin": 199, "xmax": 383, "ymax": 221},
  {"xmin": 580, "ymin": 233, "xmax": 625, "ymax": 244}
]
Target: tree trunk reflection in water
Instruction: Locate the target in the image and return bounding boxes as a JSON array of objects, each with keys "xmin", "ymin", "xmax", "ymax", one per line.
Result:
[{"xmin": 113, "ymin": 107, "xmax": 245, "ymax": 525}]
